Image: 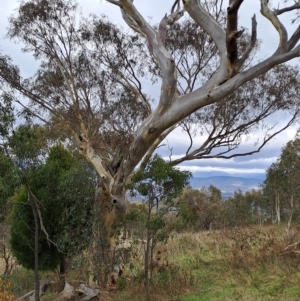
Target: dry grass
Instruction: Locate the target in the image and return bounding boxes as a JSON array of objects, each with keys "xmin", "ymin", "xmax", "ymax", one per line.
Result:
[
  {"xmin": 112, "ymin": 225, "xmax": 300, "ymax": 301},
  {"xmin": 8, "ymin": 225, "xmax": 300, "ymax": 301}
]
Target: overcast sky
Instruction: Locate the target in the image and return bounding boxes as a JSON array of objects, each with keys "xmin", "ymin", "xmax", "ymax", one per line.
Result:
[{"xmin": 1, "ymin": 0, "xmax": 299, "ymax": 179}]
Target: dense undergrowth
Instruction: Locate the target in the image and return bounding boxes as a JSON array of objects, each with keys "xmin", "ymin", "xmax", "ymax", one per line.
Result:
[{"xmin": 4, "ymin": 225, "xmax": 300, "ymax": 301}]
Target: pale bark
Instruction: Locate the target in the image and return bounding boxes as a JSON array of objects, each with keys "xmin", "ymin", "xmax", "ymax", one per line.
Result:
[
  {"xmin": 260, "ymin": 0, "xmax": 288, "ymax": 54},
  {"xmin": 183, "ymin": 0, "xmax": 227, "ymax": 86},
  {"xmin": 287, "ymin": 195, "xmax": 294, "ymax": 242},
  {"xmin": 275, "ymin": 192, "xmax": 280, "ymax": 225}
]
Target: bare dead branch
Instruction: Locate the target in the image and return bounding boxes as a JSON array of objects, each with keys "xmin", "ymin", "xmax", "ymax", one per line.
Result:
[
  {"xmin": 26, "ymin": 185, "xmax": 62, "ymax": 251},
  {"xmin": 138, "ymin": 125, "xmax": 177, "ymax": 173},
  {"xmin": 171, "ymin": 0, "xmax": 180, "ymax": 14},
  {"xmin": 275, "ymin": 2, "xmax": 300, "ymax": 16},
  {"xmin": 106, "ymin": 0, "xmax": 123, "ymax": 8},
  {"xmin": 235, "ymin": 14, "xmax": 257, "ymax": 71},
  {"xmin": 260, "ymin": 0, "xmax": 288, "ymax": 54},
  {"xmin": 182, "ymin": 112, "xmax": 297, "ymax": 162},
  {"xmin": 281, "ymin": 250, "xmax": 300, "ymax": 255},
  {"xmin": 288, "ymin": 25, "xmax": 300, "ymax": 51},
  {"xmin": 226, "ymin": 0, "xmax": 245, "ymax": 76},
  {"xmin": 159, "ymin": 10, "xmax": 184, "ymax": 45},
  {"xmin": 16, "ymin": 290, "xmax": 35, "ymax": 301},
  {"xmin": 284, "ymin": 241, "xmax": 300, "ymax": 250}
]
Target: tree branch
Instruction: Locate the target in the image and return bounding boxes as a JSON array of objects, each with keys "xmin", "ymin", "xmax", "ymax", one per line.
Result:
[
  {"xmin": 288, "ymin": 25, "xmax": 300, "ymax": 51},
  {"xmin": 26, "ymin": 185, "xmax": 63, "ymax": 252},
  {"xmin": 112, "ymin": 0, "xmax": 178, "ymax": 112},
  {"xmin": 260, "ymin": 0, "xmax": 288, "ymax": 54},
  {"xmin": 106, "ymin": 0, "xmax": 123, "ymax": 8},
  {"xmin": 138, "ymin": 125, "xmax": 177, "ymax": 173},
  {"xmin": 173, "ymin": 44, "xmax": 300, "ymax": 116},
  {"xmin": 184, "ymin": 0, "xmax": 226, "ymax": 62},
  {"xmin": 170, "ymin": 113, "xmax": 298, "ymax": 165},
  {"xmin": 159, "ymin": 10, "xmax": 184, "ymax": 46},
  {"xmin": 235, "ymin": 14, "xmax": 257, "ymax": 71},
  {"xmin": 183, "ymin": 0, "xmax": 227, "ymax": 86},
  {"xmin": 181, "ymin": 122, "xmax": 193, "ymax": 157},
  {"xmin": 226, "ymin": 0, "xmax": 245, "ymax": 76},
  {"xmin": 121, "ymin": 44, "xmax": 300, "ymax": 182},
  {"xmin": 275, "ymin": 2, "xmax": 300, "ymax": 16},
  {"xmin": 171, "ymin": 0, "xmax": 180, "ymax": 14}
]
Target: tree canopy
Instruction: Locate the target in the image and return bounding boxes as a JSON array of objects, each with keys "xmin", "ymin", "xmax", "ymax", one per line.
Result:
[
  {"xmin": 1, "ymin": 0, "xmax": 300, "ymax": 241},
  {"xmin": 264, "ymin": 137, "xmax": 300, "ymax": 225}
]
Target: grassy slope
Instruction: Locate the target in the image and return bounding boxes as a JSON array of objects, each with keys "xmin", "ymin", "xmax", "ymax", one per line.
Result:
[
  {"xmin": 7, "ymin": 225, "xmax": 300, "ymax": 301},
  {"xmin": 115, "ymin": 225, "xmax": 300, "ymax": 301}
]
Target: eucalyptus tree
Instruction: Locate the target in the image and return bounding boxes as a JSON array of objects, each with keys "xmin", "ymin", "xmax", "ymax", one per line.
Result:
[
  {"xmin": 264, "ymin": 138, "xmax": 300, "ymax": 238},
  {"xmin": 264, "ymin": 162, "xmax": 282, "ymax": 224},
  {"xmin": 1, "ymin": 0, "xmax": 300, "ymax": 243},
  {"xmin": 278, "ymin": 139, "xmax": 300, "ymax": 240}
]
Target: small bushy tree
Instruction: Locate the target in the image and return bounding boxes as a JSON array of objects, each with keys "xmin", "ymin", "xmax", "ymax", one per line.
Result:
[
  {"xmin": 127, "ymin": 155, "xmax": 191, "ymax": 284},
  {"xmin": 178, "ymin": 186, "xmax": 222, "ymax": 230},
  {"xmin": 10, "ymin": 142, "xmax": 95, "ymax": 290}
]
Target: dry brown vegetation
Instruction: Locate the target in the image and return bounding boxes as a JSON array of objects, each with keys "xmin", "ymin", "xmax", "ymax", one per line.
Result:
[{"xmin": 7, "ymin": 225, "xmax": 296, "ymax": 301}]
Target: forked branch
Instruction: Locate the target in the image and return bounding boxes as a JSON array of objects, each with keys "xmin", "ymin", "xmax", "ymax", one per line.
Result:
[
  {"xmin": 159, "ymin": 9, "xmax": 184, "ymax": 45},
  {"xmin": 109, "ymin": 0, "xmax": 183, "ymax": 111},
  {"xmin": 170, "ymin": 110, "xmax": 299, "ymax": 165},
  {"xmin": 260, "ymin": 0, "xmax": 288, "ymax": 54},
  {"xmin": 139, "ymin": 125, "xmax": 177, "ymax": 173},
  {"xmin": 184, "ymin": 0, "xmax": 226, "ymax": 61}
]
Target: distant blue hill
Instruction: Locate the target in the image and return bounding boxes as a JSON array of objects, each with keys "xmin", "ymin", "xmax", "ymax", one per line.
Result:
[
  {"xmin": 189, "ymin": 176, "xmax": 264, "ymax": 198},
  {"xmin": 127, "ymin": 176, "xmax": 264, "ymax": 201}
]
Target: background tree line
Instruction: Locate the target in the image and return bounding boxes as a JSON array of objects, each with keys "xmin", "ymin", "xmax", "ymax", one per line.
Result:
[{"xmin": 175, "ymin": 135, "xmax": 300, "ymax": 233}]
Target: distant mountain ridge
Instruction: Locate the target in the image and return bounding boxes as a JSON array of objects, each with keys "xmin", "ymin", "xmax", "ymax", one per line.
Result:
[{"xmin": 189, "ymin": 176, "xmax": 263, "ymax": 199}]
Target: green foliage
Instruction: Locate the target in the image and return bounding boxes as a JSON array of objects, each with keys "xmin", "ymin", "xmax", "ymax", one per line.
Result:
[
  {"xmin": 177, "ymin": 187, "xmax": 265, "ymax": 230},
  {"xmin": 0, "ymin": 150, "xmax": 18, "ymax": 222},
  {"xmin": 10, "ymin": 143, "xmax": 95, "ymax": 271},
  {"xmin": 6, "ymin": 267, "xmax": 35, "ymax": 298},
  {"xmin": 129, "ymin": 154, "xmax": 191, "ymax": 201},
  {"xmin": 127, "ymin": 155, "xmax": 191, "ymax": 282},
  {"xmin": 0, "ymin": 93, "xmax": 14, "ymax": 138},
  {"xmin": 177, "ymin": 186, "xmax": 222, "ymax": 231},
  {"xmin": 10, "ymin": 187, "xmax": 62, "ymax": 271},
  {"xmin": 263, "ymin": 138, "xmax": 300, "ymax": 223},
  {"xmin": 9, "ymin": 124, "xmax": 47, "ymax": 164}
]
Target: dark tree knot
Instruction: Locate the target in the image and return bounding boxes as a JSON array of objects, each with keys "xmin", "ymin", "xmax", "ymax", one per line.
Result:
[{"xmin": 148, "ymin": 127, "xmax": 158, "ymax": 134}]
